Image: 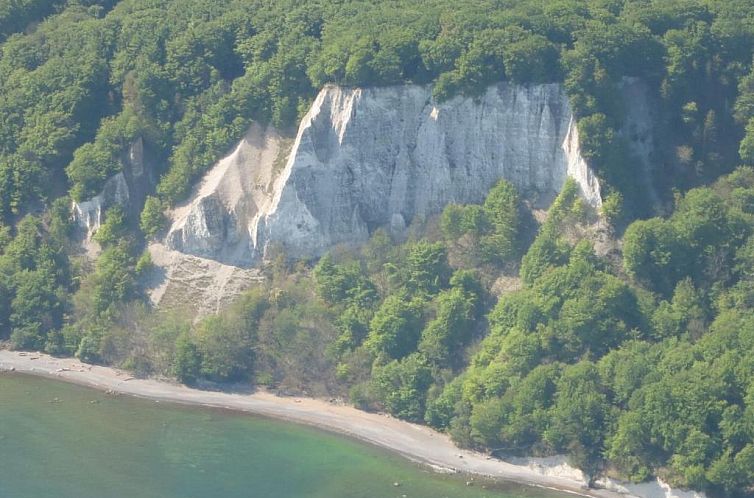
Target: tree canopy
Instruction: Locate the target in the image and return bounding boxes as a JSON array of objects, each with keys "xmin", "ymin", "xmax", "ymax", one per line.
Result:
[{"xmin": 2, "ymin": 1, "xmax": 754, "ymax": 495}]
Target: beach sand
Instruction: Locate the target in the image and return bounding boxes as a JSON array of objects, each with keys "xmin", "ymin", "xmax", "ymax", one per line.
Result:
[{"xmin": 0, "ymin": 350, "xmax": 622, "ymax": 498}]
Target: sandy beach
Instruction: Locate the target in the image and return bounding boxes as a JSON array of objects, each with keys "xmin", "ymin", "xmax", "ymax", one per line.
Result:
[{"xmin": 0, "ymin": 350, "xmax": 623, "ymax": 498}]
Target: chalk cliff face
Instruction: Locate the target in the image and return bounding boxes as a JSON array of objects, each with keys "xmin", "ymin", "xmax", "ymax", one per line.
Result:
[
  {"xmin": 166, "ymin": 124, "xmax": 293, "ymax": 265},
  {"xmin": 72, "ymin": 137, "xmax": 154, "ymax": 239},
  {"xmin": 166, "ymin": 82, "xmax": 616, "ymax": 266}
]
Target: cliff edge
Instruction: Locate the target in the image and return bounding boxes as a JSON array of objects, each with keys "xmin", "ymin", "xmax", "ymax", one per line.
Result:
[{"xmin": 165, "ymin": 82, "xmax": 614, "ymax": 266}]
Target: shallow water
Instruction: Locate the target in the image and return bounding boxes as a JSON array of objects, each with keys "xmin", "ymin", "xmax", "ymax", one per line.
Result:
[{"xmin": 0, "ymin": 373, "xmax": 565, "ymax": 498}]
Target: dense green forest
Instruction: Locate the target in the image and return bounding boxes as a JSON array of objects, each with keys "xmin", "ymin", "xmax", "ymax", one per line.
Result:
[{"xmin": 1, "ymin": 0, "xmax": 754, "ymax": 495}]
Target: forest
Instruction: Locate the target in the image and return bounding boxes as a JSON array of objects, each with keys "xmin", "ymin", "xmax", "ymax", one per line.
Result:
[{"xmin": 0, "ymin": 0, "xmax": 754, "ymax": 495}]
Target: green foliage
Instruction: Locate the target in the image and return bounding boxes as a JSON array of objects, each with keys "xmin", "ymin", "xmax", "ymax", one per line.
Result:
[
  {"xmin": 371, "ymin": 353, "xmax": 433, "ymax": 422},
  {"xmin": 0, "ymin": 224, "xmax": 11, "ymax": 252},
  {"xmin": 195, "ymin": 314, "xmax": 254, "ymax": 382},
  {"xmin": 90, "ymin": 244, "xmax": 137, "ymax": 317},
  {"xmin": 76, "ymin": 335, "xmax": 101, "ymax": 364},
  {"xmin": 497, "ymin": 363, "xmax": 561, "ymax": 452},
  {"xmin": 10, "ymin": 268, "xmax": 63, "ymax": 349},
  {"xmin": 66, "ymin": 142, "xmax": 119, "ymax": 202},
  {"xmin": 452, "ymin": 29, "xmax": 507, "ymax": 96},
  {"xmin": 520, "ymin": 231, "xmax": 570, "ymax": 285},
  {"xmin": 479, "ymin": 181, "xmax": 522, "ymax": 264},
  {"xmin": 1, "ymin": 3, "xmax": 754, "ymax": 494},
  {"xmin": 419, "ymin": 284, "xmax": 479, "ymax": 369},
  {"xmin": 197, "ymin": 290, "xmax": 268, "ymax": 382},
  {"xmin": 405, "ymin": 241, "xmax": 451, "ymax": 294},
  {"xmin": 740, "ymin": 119, "xmax": 754, "ymax": 164},
  {"xmin": 93, "ymin": 206, "xmax": 129, "ymax": 248},
  {"xmin": 440, "ymin": 180, "xmax": 524, "ymax": 266},
  {"xmin": 543, "ymin": 178, "xmax": 584, "ymax": 233},
  {"xmin": 520, "ymin": 180, "xmax": 585, "ymax": 285},
  {"xmin": 503, "ymin": 34, "xmax": 560, "ymax": 84},
  {"xmin": 425, "ymin": 375, "xmax": 464, "ymax": 430},
  {"xmin": 578, "ymin": 113, "xmax": 616, "ymax": 162},
  {"xmin": 470, "ymin": 396, "xmax": 507, "ymax": 448},
  {"xmin": 313, "ymin": 254, "xmax": 377, "ymax": 307},
  {"xmin": 440, "ymin": 204, "xmax": 479, "ymax": 240},
  {"xmin": 623, "ymin": 218, "xmax": 684, "ymax": 294},
  {"xmin": 0, "ymin": 214, "xmax": 70, "ymax": 347},
  {"xmin": 606, "ymin": 410, "xmax": 653, "ymax": 482},
  {"xmin": 0, "ymin": 1, "xmax": 65, "ymax": 41},
  {"xmin": 366, "ymin": 292, "xmax": 425, "ymax": 360},
  {"xmin": 601, "ymin": 191, "xmax": 625, "ymax": 227},
  {"xmin": 332, "ymin": 304, "xmax": 372, "ymax": 355},
  {"xmin": 623, "ymin": 182, "xmax": 751, "ymax": 297},
  {"xmin": 139, "ymin": 196, "xmax": 167, "ymax": 240},
  {"xmin": 545, "ymin": 361, "xmax": 609, "ymax": 474},
  {"xmin": 134, "ymin": 250, "xmax": 153, "ymax": 276},
  {"xmin": 0, "ymin": 276, "xmax": 10, "ymax": 338}
]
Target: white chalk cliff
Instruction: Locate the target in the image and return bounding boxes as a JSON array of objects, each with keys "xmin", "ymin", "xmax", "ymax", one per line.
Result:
[
  {"xmin": 72, "ymin": 136, "xmax": 154, "ymax": 239},
  {"xmin": 166, "ymin": 81, "xmax": 643, "ymax": 266}
]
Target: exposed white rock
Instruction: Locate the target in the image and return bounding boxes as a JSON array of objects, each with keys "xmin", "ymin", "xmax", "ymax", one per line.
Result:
[
  {"xmin": 503, "ymin": 455, "xmax": 708, "ymax": 498},
  {"xmin": 166, "ymin": 82, "xmax": 618, "ymax": 265},
  {"xmin": 596, "ymin": 476, "xmax": 708, "ymax": 498},
  {"xmin": 168, "ymin": 79, "xmax": 661, "ymax": 266},
  {"xmin": 128, "ymin": 134, "xmax": 146, "ymax": 178},
  {"xmin": 166, "ymin": 123, "xmax": 292, "ymax": 266},
  {"xmin": 258, "ymin": 83, "xmax": 605, "ymax": 261},
  {"xmin": 502, "ymin": 455, "xmax": 589, "ymax": 484},
  {"xmin": 71, "ymin": 137, "xmax": 153, "ymax": 239},
  {"xmin": 72, "ymin": 171, "xmax": 130, "ymax": 239},
  {"xmin": 146, "ymin": 242, "xmax": 264, "ymax": 317}
]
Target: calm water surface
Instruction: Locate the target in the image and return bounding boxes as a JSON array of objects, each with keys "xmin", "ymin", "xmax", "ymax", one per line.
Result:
[{"xmin": 0, "ymin": 373, "xmax": 565, "ymax": 498}]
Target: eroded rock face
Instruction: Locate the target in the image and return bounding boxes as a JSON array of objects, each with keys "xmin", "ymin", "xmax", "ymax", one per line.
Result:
[
  {"xmin": 166, "ymin": 124, "xmax": 292, "ymax": 266},
  {"xmin": 71, "ymin": 172, "xmax": 131, "ymax": 238},
  {"xmin": 72, "ymin": 137, "xmax": 154, "ymax": 239},
  {"xmin": 166, "ymin": 82, "xmax": 641, "ymax": 266}
]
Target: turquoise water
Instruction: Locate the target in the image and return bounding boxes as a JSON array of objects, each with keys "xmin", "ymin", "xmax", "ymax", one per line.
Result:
[{"xmin": 0, "ymin": 374, "xmax": 563, "ymax": 498}]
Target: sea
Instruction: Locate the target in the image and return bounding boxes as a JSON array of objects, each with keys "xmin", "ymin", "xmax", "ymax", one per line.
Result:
[{"xmin": 0, "ymin": 373, "xmax": 566, "ymax": 498}]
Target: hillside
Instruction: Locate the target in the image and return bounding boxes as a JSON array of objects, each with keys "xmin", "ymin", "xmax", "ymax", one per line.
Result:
[{"xmin": 0, "ymin": 1, "xmax": 754, "ymax": 496}]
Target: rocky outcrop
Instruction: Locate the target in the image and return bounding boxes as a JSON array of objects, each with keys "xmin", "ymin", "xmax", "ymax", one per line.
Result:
[
  {"xmin": 72, "ymin": 137, "xmax": 155, "ymax": 239},
  {"xmin": 166, "ymin": 124, "xmax": 293, "ymax": 266},
  {"xmin": 503, "ymin": 455, "xmax": 708, "ymax": 498},
  {"xmin": 72, "ymin": 172, "xmax": 130, "ymax": 238},
  {"xmin": 595, "ymin": 476, "xmax": 708, "ymax": 498},
  {"xmin": 166, "ymin": 81, "xmax": 651, "ymax": 266}
]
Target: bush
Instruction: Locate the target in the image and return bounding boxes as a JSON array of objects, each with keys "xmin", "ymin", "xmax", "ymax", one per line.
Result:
[
  {"xmin": 365, "ymin": 293, "xmax": 425, "ymax": 360},
  {"xmin": 601, "ymin": 191, "xmax": 624, "ymax": 227},
  {"xmin": 174, "ymin": 333, "xmax": 202, "ymax": 385},
  {"xmin": 479, "ymin": 181, "xmax": 522, "ymax": 264},
  {"xmin": 195, "ymin": 314, "xmax": 254, "ymax": 382},
  {"xmin": 10, "ymin": 324, "xmax": 44, "ymax": 350},
  {"xmin": 349, "ymin": 382, "xmax": 376, "ymax": 410},
  {"xmin": 93, "ymin": 206, "xmax": 128, "ymax": 248},
  {"xmin": 76, "ymin": 335, "xmax": 101, "ymax": 364},
  {"xmin": 371, "ymin": 353, "xmax": 433, "ymax": 422},
  {"xmin": 140, "ymin": 196, "xmax": 167, "ymax": 239}
]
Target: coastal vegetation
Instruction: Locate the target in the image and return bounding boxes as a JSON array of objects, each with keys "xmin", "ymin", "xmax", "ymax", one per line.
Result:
[{"xmin": 0, "ymin": 0, "xmax": 753, "ymax": 496}]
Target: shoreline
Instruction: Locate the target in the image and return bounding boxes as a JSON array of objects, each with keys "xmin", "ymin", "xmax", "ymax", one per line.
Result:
[{"xmin": 0, "ymin": 350, "xmax": 621, "ymax": 498}]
